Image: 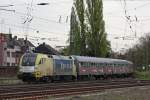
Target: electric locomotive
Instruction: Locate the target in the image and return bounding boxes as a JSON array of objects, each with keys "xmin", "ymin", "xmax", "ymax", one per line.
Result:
[{"xmin": 18, "ymin": 52, "xmax": 76, "ymax": 82}]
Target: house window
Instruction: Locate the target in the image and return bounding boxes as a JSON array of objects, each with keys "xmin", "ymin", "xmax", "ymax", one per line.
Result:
[
  {"xmin": 7, "ymin": 52, "xmax": 10, "ymax": 57},
  {"xmin": 7, "ymin": 63, "xmax": 10, "ymax": 66},
  {"xmin": 12, "ymin": 63, "xmax": 15, "ymax": 66},
  {"xmin": 12, "ymin": 52, "xmax": 16, "ymax": 57}
]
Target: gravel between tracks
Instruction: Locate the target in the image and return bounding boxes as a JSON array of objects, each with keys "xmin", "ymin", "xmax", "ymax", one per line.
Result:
[
  {"xmin": 53, "ymin": 85, "xmax": 150, "ymax": 100},
  {"xmin": 0, "ymin": 79, "xmax": 149, "ymax": 100}
]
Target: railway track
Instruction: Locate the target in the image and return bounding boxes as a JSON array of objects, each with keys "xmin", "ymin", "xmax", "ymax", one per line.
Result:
[{"xmin": 0, "ymin": 79, "xmax": 150, "ymax": 100}]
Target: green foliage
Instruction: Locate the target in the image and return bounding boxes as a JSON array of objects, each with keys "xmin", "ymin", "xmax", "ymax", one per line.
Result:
[
  {"xmin": 125, "ymin": 34, "xmax": 150, "ymax": 70},
  {"xmin": 69, "ymin": 0, "xmax": 110, "ymax": 57},
  {"xmin": 134, "ymin": 71, "xmax": 150, "ymax": 80},
  {"xmin": 61, "ymin": 46, "xmax": 70, "ymax": 56},
  {"xmin": 69, "ymin": 7, "xmax": 81, "ymax": 55}
]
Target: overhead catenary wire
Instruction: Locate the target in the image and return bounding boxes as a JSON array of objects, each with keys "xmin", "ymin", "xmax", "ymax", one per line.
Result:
[
  {"xmin": 105, "ymin": 1, "xmax": 150, "ymax": 15},
  {"xmin": 0, "ymin": 22, "xmax": 68, "ymax": 36},
  {"xmin": 0, "ymin": 0, "xmax": 149, "ymax": 47}
]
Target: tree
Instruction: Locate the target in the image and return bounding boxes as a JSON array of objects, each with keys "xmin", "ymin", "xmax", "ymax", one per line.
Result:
[
  {"xmin": 69, "ymin": 7, "xmax": 81, "ymax": 55},
  {"xmin": 69, "ymin": 0, "xmax": 86, "ymax": 55},
  {"xmin": 86, "ymin": 0, "xmax": 110, "ymax": 57},
  {"xmin": 74, "ymin": 0, "xmax": 86, "ymax": 55},
  {"xmin": 125, "ymin": 33, "xmax": 150, "ymax": 71},
  {"xmin": 69, "ymin": 0, "xmax": 110, "ymax": 57}
]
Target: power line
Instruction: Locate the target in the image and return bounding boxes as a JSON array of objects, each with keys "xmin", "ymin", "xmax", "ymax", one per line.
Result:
[
  {"xmin": 105, "ymin": 2, "xmax": 150, "ymax": 15},
  {"xmin": 0, "ymin": 22, "xmax": 68, "ymax": 36}
]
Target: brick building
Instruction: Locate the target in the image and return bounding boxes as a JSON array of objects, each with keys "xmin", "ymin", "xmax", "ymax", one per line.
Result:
[{"xmin": 0, "ymin": 33, "xmax": 34, "ymax": 66}]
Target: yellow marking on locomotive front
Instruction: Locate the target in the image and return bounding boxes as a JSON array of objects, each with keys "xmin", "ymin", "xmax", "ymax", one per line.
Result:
[{"xmin": 35, "ymin": 71, "xmax": 41, "ymax": 78}]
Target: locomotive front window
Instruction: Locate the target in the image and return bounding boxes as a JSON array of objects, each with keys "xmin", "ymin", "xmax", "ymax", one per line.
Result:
[{"xmin": 22, "ymin": 53, "xmax": 37, "ymax": 66}]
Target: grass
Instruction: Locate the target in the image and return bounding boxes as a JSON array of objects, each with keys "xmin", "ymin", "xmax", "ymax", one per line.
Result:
[
  {"xmin": 0, "ymin": 77, "xmax": 23, "ymax": 85},
  {"xmin": 134, "ymin": 71, "xmax": 150, "ymax": 80}
]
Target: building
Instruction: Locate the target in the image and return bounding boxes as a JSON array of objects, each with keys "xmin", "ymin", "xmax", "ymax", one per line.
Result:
[
  {"xmin": 0, "ymin": 34, "xmax": 8, "ymax": 66},
  {"xmin": 0, "ymin": 33, "xmax": 35, "ymax": 66},
  {"xmin": 34, "ymin": 42, "xmax": 60, "ymax": 55}
]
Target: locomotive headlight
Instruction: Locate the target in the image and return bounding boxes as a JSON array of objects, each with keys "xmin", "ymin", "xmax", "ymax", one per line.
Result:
[{"xmin": 35, "ymin": 71, "xmax": 41, "ymax": 78}]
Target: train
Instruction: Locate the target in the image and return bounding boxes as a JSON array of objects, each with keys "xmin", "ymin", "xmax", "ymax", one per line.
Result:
[{"xmin": 17, "ymin": 52, "xmax": 134, "ymax": 82}]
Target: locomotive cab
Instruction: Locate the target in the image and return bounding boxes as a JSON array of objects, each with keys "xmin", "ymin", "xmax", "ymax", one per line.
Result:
[{"xmin": 18, "ymin": 52, "xmax": 53, "ymax": 82}]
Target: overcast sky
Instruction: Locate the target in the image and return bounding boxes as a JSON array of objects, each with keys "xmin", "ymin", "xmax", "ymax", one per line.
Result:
[{"xmin": 0, "ymin": 0, "xmax": 150, "ymax": 52}]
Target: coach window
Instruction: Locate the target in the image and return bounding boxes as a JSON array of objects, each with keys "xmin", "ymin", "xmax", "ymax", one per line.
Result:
[
  {"xmin": 97, "ymin": 63, "xmax": 99, "ymax": 67},
  {"xmin": 82, "ymin": 62, "xmax": 84, "ymax": 67},
  {"xmin": 117, "ymin": 64, "xmax": 119, "ymax": 67},
  {"xmin": 85, "ymin": 62, "xmax": 87, "ymax": 67},
  {"xmin": 86, "ymin": 62, "xmax": 88, "ymax": 67},
  {"xmin": 85, "ymin": 62, "xmax": 88, "ymax": 67},
  {"xmin": 96, "ymin": 63, "xmax": 98, "ymax": 67},
  {"xmin": 107, "ymin": 64, "xmax": 109, "ymax": 66},
  {"xmin": 81, "ymin": 62, "xmax": 84, "ymax": 66},
  {"xmin": 124, "ymin": 64, "xmax": 126, "ymax": 67},
  {"xmin": 83, "ymin": 62, "xmax": 85, "ymax": 67},
  {"xmin": 84, "ymin": 62, "xmax": 86, "ymax": 67},
  {"xmin": 99, "ymin": 63, "xmax": 101, "ymax": 67},
  {"xmin": 93, "ymin": 63, "xmax": 95, "ymax": 67},
  {"xmin": 88, "ymin": 63, "xmax": 91, "ymax": 67},
  {"xmin": 120, "ymin": 64, "xmax": 122, "ymax": 67},
  {"xmin": 101, "ymin": 63, "xmax": 103, "ymax": 67},
  {"xmin": 97, "ymin": 63, "xmax": 100, "ymax": 67},
  {"xmin": 80, "ymin": 62, "xmax": 83, "ymax": 66},
  {"xmin": 116, "ymin": 64, "xmax": 118, "ymax": 67},
  {"xmin": 91, "ymin": 63, "xmax": 93, "ymax": 67},
  {"xmin": 114, "ymin": 64, "xmax": 116, "ymax": 67},
  {"xmin": 87, "ymin": 62, "xmax": 89, "ymax": 67},
  {"xmin": 110, "ymin": 64, "xmax": 112, "ymax": 67},
  {"xmin": 92, "ymin": 63, "xmax": 94, "ymax": 67},
  {"xmin": 94, "ymin": 63, "xmax": 96, "ymax": 67},
  {"xmin": 117, "ymin": 64, "xmax": 120, "ymax": 67},
  {"xmin": 100, "ymin": 63, "xmax": 103, "ymax": 67},
  {"xmin": 90, "ymin": 63, "xmax": 92, "ymax": 67}
]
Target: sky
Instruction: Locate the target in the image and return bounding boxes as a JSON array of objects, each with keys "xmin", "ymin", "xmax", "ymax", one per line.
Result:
[{"xmin": 0, "ymin": 0, "xmax": 150, "ymax": 52}]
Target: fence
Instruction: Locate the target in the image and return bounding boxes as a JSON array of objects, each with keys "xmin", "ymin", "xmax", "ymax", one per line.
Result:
[{"xmin": 0, "ymin": 66, "xmax": 18, "ymax": 77}]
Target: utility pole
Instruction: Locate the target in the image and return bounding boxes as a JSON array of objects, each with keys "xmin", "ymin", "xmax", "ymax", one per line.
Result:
[{"xmin": 23, "ymin": 2, "xmax": 49, "ymax": 52}]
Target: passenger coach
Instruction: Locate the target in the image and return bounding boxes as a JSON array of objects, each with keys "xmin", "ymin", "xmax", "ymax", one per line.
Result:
[{"xmin": 72, "ymin": 56, "xmax": 133, "ymax": 80}]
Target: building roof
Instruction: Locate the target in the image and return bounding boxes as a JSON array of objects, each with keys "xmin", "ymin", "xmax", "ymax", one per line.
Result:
[
  {"xmin": 7, "ymin": 36, "xmax": 35, "ymax": 48},
  {"xmin": 34, "ymin": 43, "xmax": 60, "ymax": 55}
]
